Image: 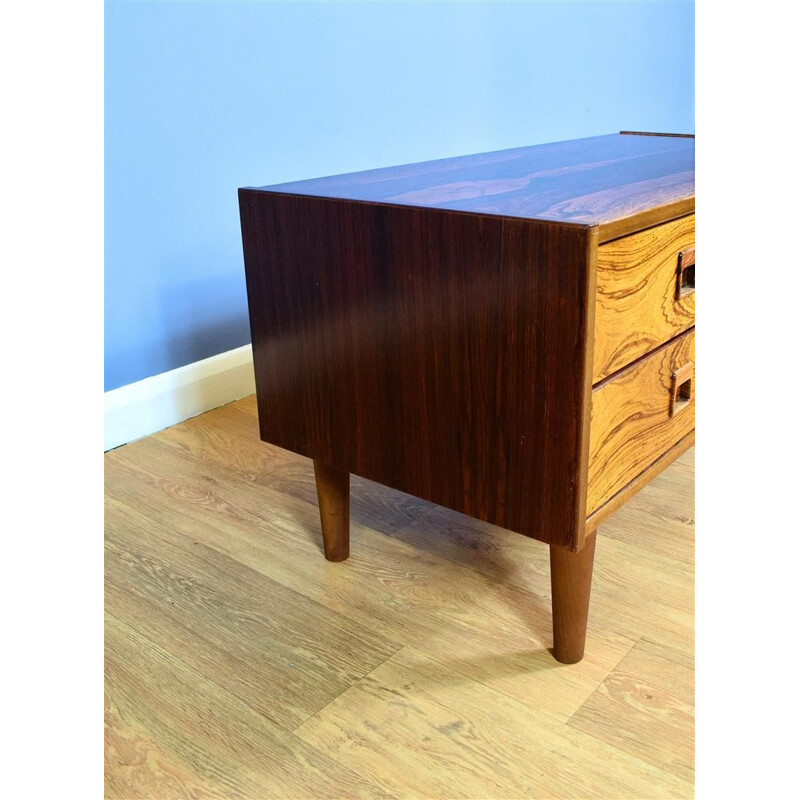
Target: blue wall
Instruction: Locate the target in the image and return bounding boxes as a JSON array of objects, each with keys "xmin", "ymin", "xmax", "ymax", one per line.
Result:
[{"xmin": 105, "ymin": 0, "xmax": 694, "ymax": 391}]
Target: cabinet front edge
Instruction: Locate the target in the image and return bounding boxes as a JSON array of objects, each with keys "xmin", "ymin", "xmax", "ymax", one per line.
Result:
[{"xmin": 597, "ymin": 198, "xmax": 695, "ymax": 243}]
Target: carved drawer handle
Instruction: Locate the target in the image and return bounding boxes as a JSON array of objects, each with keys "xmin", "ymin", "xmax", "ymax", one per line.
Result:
[
  {"xmin": 676, "ymin": 247, "xmax": 695, "ymax": 300},
  {"xmin": 670, "ymin": 361, "xmax": 694, "ymax": 416}
]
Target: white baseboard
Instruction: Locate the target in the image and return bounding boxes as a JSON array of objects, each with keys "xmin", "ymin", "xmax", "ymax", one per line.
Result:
[{"xmin": 104, "ymin": 344, "xmax": 255, "ymax": 451}]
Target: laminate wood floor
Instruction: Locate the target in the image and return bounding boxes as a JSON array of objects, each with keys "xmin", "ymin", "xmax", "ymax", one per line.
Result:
[{"xmin": 105, "ymin": 395, "xmax": 694, "ymax": 799}]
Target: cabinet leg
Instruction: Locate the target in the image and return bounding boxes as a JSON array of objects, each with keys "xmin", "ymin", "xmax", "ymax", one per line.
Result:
[
  {"xmin": 550, "ymin": 531, "xmax": 597, "ymax": 664},
  {"xmin": 313, "ymin": 460, "xmax": 350, "ymax": 562}
]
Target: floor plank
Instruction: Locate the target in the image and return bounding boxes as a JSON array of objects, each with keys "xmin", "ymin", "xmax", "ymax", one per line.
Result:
[
  {"xmin": 106, "ymin": 495, "xmax": 400, "ymax": 732},
  {"xmin": 569, "ymin": 638, "xmax": 695, "ymax": 783},
  {"xmin": 296, "ymin": 646, "xmax": 692, "ymax": 799},
  {"xmin": 105, "ymin": 613, "xmax": 394, "ymax": 799},
  {"xmin": 158, "ymin": 403, "xmax": 431, "ymax": 534},
  {"xmin": 105, "ymin": 394, "xmax": 695, "ymax": 798},
  {"xmin": 107, "ymin": 436, "xmax": 635, "ymax": 722},
  {"xmin": 233, "ymin": 395, "xmax": 258, "ymax": 416},
  {"xmin": 105, "ymin": 691, "xmax": 228, "ymax": 800},
  {"xmin": 600, "ymin": 449, "xmax": 695, "ymax": 565},
  {"xmin": 388, "ymin": 500, "xmax": 693, "ymax": 653}
]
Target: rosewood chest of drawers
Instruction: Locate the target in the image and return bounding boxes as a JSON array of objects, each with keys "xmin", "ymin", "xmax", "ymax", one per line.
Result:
[{"xmin": 239, "ymin": 131, "xmax": 695, "ymax": 664}]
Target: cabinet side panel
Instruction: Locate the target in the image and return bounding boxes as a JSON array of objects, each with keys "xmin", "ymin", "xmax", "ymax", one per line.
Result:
[{"xmin": 239, "ymin": 191, "xmax": 592, "ymax": 547}]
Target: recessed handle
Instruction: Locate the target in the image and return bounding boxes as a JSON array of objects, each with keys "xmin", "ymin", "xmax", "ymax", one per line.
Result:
[
  {"xmin": 670, "ymin": 361, "xmax": 694, "ymax": 416},
  {"xmin": 676, "ymin": 247, "xmax": 695, "ymax": 300}
]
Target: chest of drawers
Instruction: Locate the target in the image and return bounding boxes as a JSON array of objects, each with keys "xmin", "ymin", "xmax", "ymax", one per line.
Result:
[{"xmin": 239, "ymin": 131, "xmax": 695, "ymax": 663}]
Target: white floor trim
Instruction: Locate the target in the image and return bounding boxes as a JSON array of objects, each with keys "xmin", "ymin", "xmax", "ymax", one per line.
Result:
[{"xmin": 104, "ymin": 344, "xmax": 255, "ymax": 451}]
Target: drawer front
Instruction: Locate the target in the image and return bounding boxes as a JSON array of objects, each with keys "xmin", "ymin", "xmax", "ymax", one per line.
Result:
[
  {"xmin": 593, "ymin": 215, "xmax": 695, "ymax": 383},
  {"xmin": 587, "ymin": 330, "xmax": 694, "ymax": 516}
]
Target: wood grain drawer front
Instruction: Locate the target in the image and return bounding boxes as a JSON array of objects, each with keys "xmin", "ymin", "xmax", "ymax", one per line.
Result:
[
  {"xmin": 587, "ymin": 330, "xmax": 694, "ymax": 516},
  {"xmin": 592, "ymin": 215, "xmax": 695, "ymax": 383}
]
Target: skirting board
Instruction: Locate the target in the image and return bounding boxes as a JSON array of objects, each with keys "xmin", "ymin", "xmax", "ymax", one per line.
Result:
[{"xmin": 104, "ymin": 344, "xmax": 255, "ymax": 451}]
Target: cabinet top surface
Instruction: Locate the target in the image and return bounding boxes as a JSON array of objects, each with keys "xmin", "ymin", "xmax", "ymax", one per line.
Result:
[{"xmin": 248, "ymin": 133, "xmax": 694, "ymax": 230}]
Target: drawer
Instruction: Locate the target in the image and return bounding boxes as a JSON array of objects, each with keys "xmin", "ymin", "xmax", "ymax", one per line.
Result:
[
  {"xmin": 593, "ymin": 215, "xmax": 695, "ymax": 383},
  {"xmin": 587, "ymin": 330, "xmax": 694, "ymax": 516}
]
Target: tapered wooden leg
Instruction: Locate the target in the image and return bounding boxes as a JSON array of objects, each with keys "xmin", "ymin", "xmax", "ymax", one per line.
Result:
[
  {"xmin": 313, "ymin": 460, "xmax": 350, "ymax": 561},
  {"xmin": 550, "ymin": 531, "xmax": 597, "ymax": 664}
]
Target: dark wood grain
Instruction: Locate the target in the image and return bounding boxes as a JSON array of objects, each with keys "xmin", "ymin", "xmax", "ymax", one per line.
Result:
[
  {"xmin": 249, "ymin": 133, "xmax": 694, "ymax": 241},
  {"xmin": 239, "ymin": 191, "xmax": 596, "ymax": 550}
]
